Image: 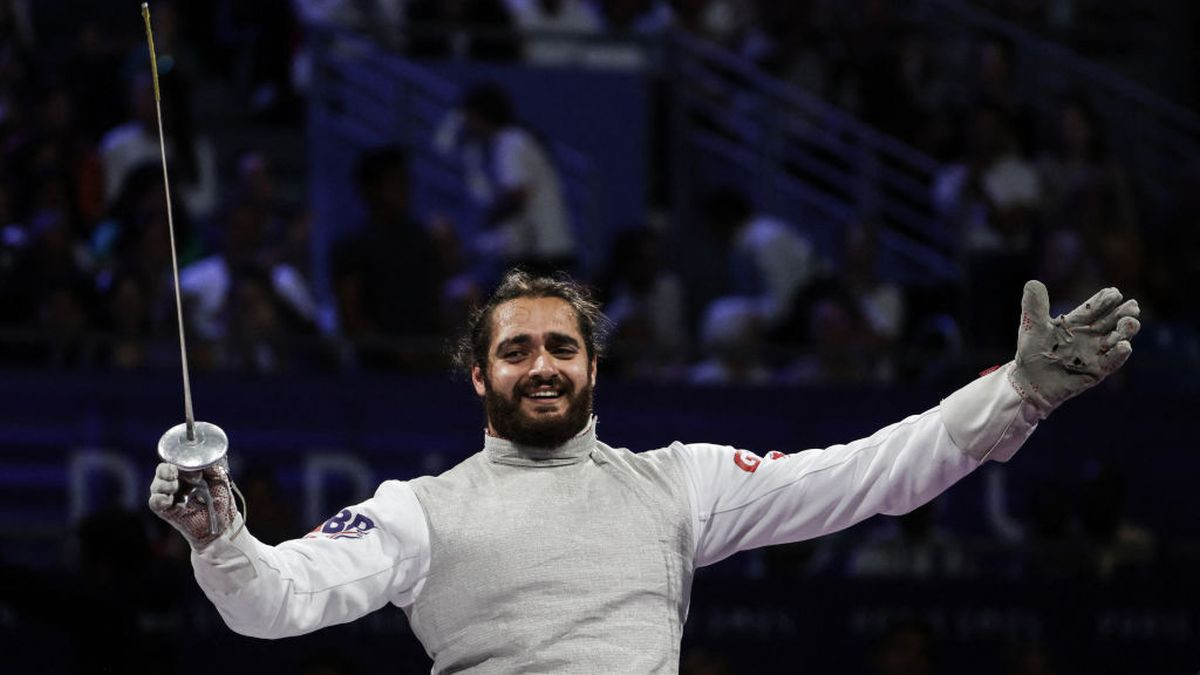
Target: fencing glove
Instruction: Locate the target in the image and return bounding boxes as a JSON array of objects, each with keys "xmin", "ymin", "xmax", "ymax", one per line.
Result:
[
  {"xmin": 148, "ymin": 462, "xmax": 239, "ymax": 549},
  {"xmin": 1008, "ymin": 280, "xmax": 1140, "ymax": 418}
]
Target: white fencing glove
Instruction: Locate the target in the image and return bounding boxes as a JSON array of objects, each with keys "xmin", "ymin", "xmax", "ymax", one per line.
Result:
[
  {"xmin": 148, "ymin": 462, "xmax": 239, "ymax": 549},
  {"xmin": 1008, "ymin": 280, "xmax": 1141, "ymax": 418}
]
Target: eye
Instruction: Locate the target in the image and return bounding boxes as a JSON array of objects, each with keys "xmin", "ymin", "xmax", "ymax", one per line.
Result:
[
  {"xmin": 502, "ymin": 350, "xmax": 526, "ymax": 360},
  {"xmin": 553, "ymin": 347, "xmax": 577, "ymax": 358}
]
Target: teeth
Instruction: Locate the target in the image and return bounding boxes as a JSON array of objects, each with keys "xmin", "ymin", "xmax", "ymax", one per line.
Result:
[{"xmin": 528, "ymin": 391, "xmax": 560, "ymax": 398}]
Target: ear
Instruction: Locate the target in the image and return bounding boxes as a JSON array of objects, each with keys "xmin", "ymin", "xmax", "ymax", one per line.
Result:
[
  {"xmin": 590, "ymin": 357, "xmax": 598, "ymax": 388},
  {"xmin": 471, "ymin": 363, "xmax": 487, "ymax": 397}
]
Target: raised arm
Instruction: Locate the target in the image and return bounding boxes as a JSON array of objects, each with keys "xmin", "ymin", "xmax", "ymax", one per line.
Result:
[
  {"xmin": 676, "ymin": 281, "xmax": 1140, "ymax": 567},
  {"xmin": 149, "ymin": 466, "xmax": 429, "ymax": 638}
]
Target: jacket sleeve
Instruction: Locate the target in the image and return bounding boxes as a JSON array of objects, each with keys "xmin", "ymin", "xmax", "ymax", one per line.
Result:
[
  {"xmin": 676, "ymin": 363, "xmax": 1039, "ymax": 567},
  {"xmin": 190, "ymin": 479, "xmax": 430, "ymax": 638}
]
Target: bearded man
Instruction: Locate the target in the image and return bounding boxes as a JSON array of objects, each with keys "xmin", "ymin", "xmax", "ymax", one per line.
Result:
[{"xmin": 149, "ymin": 269, "xmax": 1140, "ymax": 673}]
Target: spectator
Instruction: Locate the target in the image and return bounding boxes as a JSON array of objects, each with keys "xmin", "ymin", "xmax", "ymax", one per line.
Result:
[
  {"xmin": 91, "ymin": 165, "xmax": 193, "ymax": 359},
  {"xmin": 689, "ymin": 296, "xmax": 770, "ymax": 385},
  {"xmin": 100, "ymin": 271, "xmax": 152, "ymax": 369},
  {"xmin": 98, "ymin": 72, "xmax": 219, "ymax": 222},
  {"xmin": 216, "ymin": 0, "xmax": 298, "ymax": 120},
  {"xmin": 588, "ymin": 0, "xmax": 658, "ymax": 70},
  {"xmin": 404, "ymin": 0, "xmax": 521, "ymax": 61},
  {"xmin": 934, "ymin": 103, "xmax": 1041, "ymax": 352},
  {"xmin": 221, "ymin": 268, "xmax": 313, "ymax": 372},
  {"xmin": 648, "ymin": 0, "xmax": 754, "ymax": 47},
  {"xmin": 179, "ymin": 196, "xmax": 320, "ymax": 365},
  {"xmin": 777, "ymin": 280, "xmax": 881, "ymax": 385},
  {"xmin": 934, "ymin": 103, "xmax": 1042, "ymax": 256},
  {"xmin": 701, "ymin": 184, "xmax": 818, "ymax": 328},
  {"xmin": 1035, "ymin": 226, "xmax": 1100, "ymax": 317},
  {"xmin": 5, "ymin": 85, "xmax": 105, "ymax": 227},
  {"xmin": 35, "ymin": 276, "xmax": 95, "ymax": 368},
  {"xmin": 1037, "ymin": 96, "xmax": 1136, "ymax": 237},
  {"xmin": 601, "ymin": 226, "xmax": 688, "ymax": 379},
  {"xmin": 506, "ymin": 0, "xmax": 603, "ymax": 67},
  {"xmin": 842, "ymin": 221, "xmax": 904, "ymax": 346},
  {"xmin": 232, "ymin": 150, "xmax": 324, "ymax": 330},
  {"xmin": 330, "ymin": 146, "xmax": 449, "ymax": 368},
  {"xmin": 973, "ymin": 36, "xmax": 1020, "ymax": 115},
  {"xmin": 437, "ymin": 83, "xmax": 577, "ymax": 276},
  {"xmin": 740, "ymin": 0, "xmax": 829, "ymax": 97}
]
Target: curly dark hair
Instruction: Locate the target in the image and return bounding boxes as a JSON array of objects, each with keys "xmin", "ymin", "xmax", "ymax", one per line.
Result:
[{"xmin": 453, "ymin": 269, "xmax": 609, "ymax": 376}]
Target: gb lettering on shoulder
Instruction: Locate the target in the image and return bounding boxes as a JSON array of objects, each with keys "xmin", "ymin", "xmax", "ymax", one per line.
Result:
[{"xmin": 305, "ymin": 508, "xmax": 377, "ymax": 540}]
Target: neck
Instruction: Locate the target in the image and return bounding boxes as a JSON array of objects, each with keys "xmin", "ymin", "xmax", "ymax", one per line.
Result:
[{"xmin": 483, "ymin": 417, "xmax": 597, "ymax": 467}]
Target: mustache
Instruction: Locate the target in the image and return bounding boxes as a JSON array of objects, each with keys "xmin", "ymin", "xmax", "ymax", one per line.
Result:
[{"xmin": 514, "ymin": 375, "xmax": 573, "ymax": 397}]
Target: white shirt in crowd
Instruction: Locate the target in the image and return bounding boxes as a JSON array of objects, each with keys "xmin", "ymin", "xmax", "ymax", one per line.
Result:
[
  {"xmin": 463, "ymin": 126, "xmax": 576, "ymax": 262},
  {"xmin": 736, "ymin": 214, "xmax": 818, "ymax": 325},
  {"xmin": 505, "ymin": 0, "xmax": 603, "ymax": 66}
]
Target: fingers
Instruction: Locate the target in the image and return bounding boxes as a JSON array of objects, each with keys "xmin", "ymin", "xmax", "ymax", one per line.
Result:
[
  {"xmin": 1020, "ymin": 280, "xmax": 1052, "ymax": 331},
  {"xmin": 148, "ymin": 462, "xmax": 179, "ymax": 514},
  {"xmin": 148, "ymin": 492, "xmax": 175, "ymax": 512},
  {"xmin": 1091, "ymin": 298, "xmax": 1140, "ymax": 333},
  {"xmin": 1098, "ymin": 339, "xmax": 1133, "ymax": 374},
  {"xmin": 1064, "ymin": 287, "xmax": 1123, "ymax": 326},
  {"xmin": 156, "ymin": 462, "xmax": 179, "ymax": 481},
  {"xmin": 1103, "ymin": 316, "xmax": 1141, "ymax": 350}
]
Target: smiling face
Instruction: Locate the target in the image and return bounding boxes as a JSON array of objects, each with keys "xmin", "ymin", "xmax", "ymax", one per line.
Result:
[{"xmin": 472, "ymin": 296, "xmax": 597, "ymax": 447}]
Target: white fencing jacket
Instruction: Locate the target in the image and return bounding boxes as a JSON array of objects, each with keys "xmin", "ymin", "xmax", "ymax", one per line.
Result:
[{"xmin": 191, "ymin": 363, "xmax": 1038, "ymax": 673}]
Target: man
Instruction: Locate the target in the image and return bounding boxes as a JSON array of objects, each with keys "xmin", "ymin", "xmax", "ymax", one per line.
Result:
[
  {"xmin": 436, "ymin": 84, "xmax": 577, "ymax": 276},
  {"xmin": 330, "ymin": 146, "xmax": 448, "ymax": 367},
  {"xmin": 701, "ymin": 184, "xmax": 818, "ymax": 328},
  {"xmin": 149, "ymin": 270, "xmax": 1140, "ymax": 672}
]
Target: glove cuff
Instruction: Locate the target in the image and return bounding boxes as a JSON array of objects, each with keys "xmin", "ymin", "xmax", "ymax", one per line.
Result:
[{"xmin": 940, "ymin": 362, "xmax": 1040, "ymax": 463}]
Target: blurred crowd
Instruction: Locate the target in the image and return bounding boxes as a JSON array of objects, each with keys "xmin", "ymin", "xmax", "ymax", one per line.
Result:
[
  {"xmin": 1, "ymin": 3, "xmax": 1195, "ymax": 672},
  {"xmin": 1, "ymin": 0, "xmax": 1196, "ymax": 388}
]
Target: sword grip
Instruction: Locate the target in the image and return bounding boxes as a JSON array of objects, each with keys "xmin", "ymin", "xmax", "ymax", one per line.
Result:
[{"xmin": 177, "ymin": 470, "xmax": 221, "ymax": 536}]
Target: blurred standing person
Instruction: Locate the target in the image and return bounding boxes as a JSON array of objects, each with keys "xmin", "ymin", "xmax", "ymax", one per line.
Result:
[
  {"xmin": 689, "ymin": 296, "xmax": 771, "ymax": 385},
  {"xmin": 99, "ymin": 72, "xmax": 219, "ymax": 223},
  {"xmin": 179, "ymin": 196, "xmax": 320, "ymax": 368},
  {"xmin": 1036, "ymin": 96, "xmax": 1136, "ymax": 236},
  {"xmin": 701, "ymin": 184, "xmax": 818, "ymax": 328},
  {"xmin": 842, "ymin": 221, "xmax": 904, "ymax": 346},
  {"xmin": 436, "ymin": 83, "xmax": 577, "ymax": 277},
  {"xmin": 602, "ymin": 227, "xmax": 688, "ymax": 379},
  {"xmin": 934, "ymin": 103, "xmax": 1042, "ymax": 353},
  {"xmin": 330, "ymin": 146, "xmax": 449, "ymax": 368},
  {"xmin": 934, "ymin": 103, "xmax": 1042, "ymax": 258}
]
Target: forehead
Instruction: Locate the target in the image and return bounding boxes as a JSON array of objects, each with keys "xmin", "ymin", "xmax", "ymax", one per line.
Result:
[{"xmin": 490, "ymin": 297, "xmax": 580, "ymax": 345}]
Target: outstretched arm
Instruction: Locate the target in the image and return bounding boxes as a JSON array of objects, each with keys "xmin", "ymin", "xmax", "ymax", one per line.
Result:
[
  {"xmin": 150, "ymin": 468, "xmax": 429, "ymax": 638},
  {"xmin": 674, "ymin": 281, "xmax": 1140, "ymax": 567}
]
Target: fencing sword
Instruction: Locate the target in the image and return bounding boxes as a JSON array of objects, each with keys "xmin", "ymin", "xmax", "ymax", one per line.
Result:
[{"xmin": 142, "ymin": 3, "xmax": 239, "ymax": 536}]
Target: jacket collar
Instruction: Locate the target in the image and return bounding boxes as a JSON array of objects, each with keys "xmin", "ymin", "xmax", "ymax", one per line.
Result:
[{"xmin": 483, "ymin": 417, "xmax": 597, "ymax": 467}]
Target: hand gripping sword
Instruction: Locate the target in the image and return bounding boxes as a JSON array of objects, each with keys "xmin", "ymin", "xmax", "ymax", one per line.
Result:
[{"xmin": 142, "ymin": 3, "xmax": 241, "ymax": 536}]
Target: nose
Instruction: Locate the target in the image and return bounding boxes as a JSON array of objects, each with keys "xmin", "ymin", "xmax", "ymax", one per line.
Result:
[{"xmin": 529, "ymin": 349, "xmax": 557, "ymax": 379}]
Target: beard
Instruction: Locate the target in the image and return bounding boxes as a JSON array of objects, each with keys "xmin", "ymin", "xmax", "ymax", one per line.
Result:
[{"xmin": 484, "ymin": 373, "xmax": 594, "ymax": 448}]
